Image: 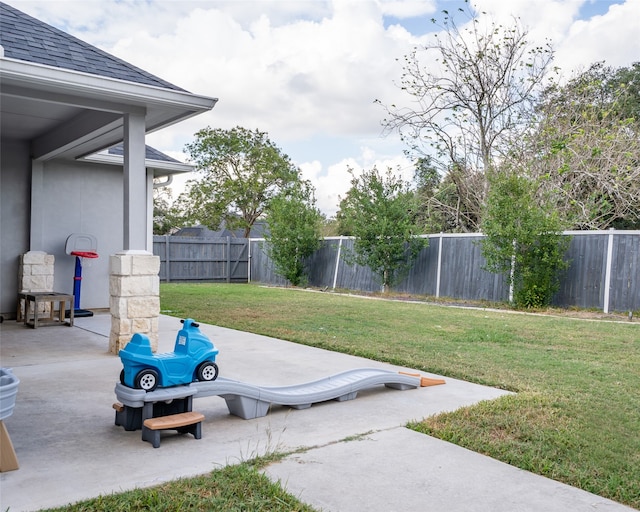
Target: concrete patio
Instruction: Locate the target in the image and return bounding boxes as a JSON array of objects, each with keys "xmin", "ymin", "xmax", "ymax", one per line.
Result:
[{"xmin": 0, "ymin": 313, "xmax": 633, "ymax": 511}]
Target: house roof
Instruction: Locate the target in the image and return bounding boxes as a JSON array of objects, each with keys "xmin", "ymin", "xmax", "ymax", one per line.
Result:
[
  {"xmin": 0, "ymin": 2, "xmax": 216, "ymax": 161},
  {"xmin": 108, "ymin": 144, "xmax": 183, "ymax": 164},
  {"xmin": 0, "ymin": 1, "xmax": 186, "ymax": 92},
  {"xmin": 174, "ymin": 221, "xmax": 269, "ymax": 239},
  {"xmin": 79, "ymin": 143, "xmax": 193, "ymax": 177}
]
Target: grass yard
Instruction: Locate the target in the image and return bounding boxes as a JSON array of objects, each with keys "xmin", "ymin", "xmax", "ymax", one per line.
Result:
[
  {"xmin": 41, "ymin": 460, "xmax": 315, "ymax": 512},
  {"xmin": 159, "ymin": 283, "xmax": 640, "ymax": 509}
]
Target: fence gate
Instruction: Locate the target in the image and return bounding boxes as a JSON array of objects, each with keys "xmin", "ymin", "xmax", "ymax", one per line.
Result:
[{"xmin": 153, "ymin": 236, "xmax": 249, "ymax": 282}]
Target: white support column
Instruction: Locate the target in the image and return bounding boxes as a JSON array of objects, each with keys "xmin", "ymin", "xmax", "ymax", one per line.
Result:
[
  {"xmin": 123, "ymin": 112, "xmax": 147, "ymax": 251},
  {"xmin": 146, "ymin": 169, "xmax": 154, "ymax": 252},
  {"xmin": 110, "ymin": 111, "xmax": 160, "ymax": 354}
]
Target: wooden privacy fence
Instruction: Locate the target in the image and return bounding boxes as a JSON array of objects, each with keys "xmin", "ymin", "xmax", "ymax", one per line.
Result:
[
  {"xmin": 153, "ymin": 236, "xmax": 249, "ymax": 282},
  {"xmin": 248, "ymin": 230, "xmax": 640, "ymax": 314}
]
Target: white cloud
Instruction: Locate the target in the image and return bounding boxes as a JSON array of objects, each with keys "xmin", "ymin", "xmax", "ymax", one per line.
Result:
[
  {"xmin": 377, "ymin": 0, "xmax": 437, "ymax": 18},
  {"xmin": 301, "ymin": 147, "xmax": 414, "ymax": 217},
  {"xmin": 556, "ymin": 0, "xmax": 640, "ymax": 70},
  {"xmin": 11, "ymin": 0, "xmax": 638, "ymax": 216}
]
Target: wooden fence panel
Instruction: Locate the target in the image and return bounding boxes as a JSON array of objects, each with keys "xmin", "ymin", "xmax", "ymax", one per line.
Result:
[
  {"xmin": 609, "ymin": 233, "xmax": 640, "ymax": 312},
  {"xmin": 306, "ymin": 239, "xmax": 340, "ymax": 288},
  {"xmin": 164, "ymin": 231, "xmax": 640, "ymax": 313},
  {"xmin": 154, "ymin": 236, "xmax": 248, "ymax": 282},
  {"xmin": 437, "ymin": 235, "xmax": 509, "ymax": 302},
  {"xmin": 249, "ymin": 240, "xmax": 289, "ymax": 286},
  {"xmin": 252, "ymin": 232, "xmax": 640, "ymax": 312},
  {"xmin": 394, "ymin": 240, "xmax": 439, "ymax": 296},
  {"xmin": 554, "ymin": 233, "xmax": 607, "ymax": 309}
]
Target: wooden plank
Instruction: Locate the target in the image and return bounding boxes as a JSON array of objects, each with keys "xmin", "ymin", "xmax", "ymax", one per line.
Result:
[{"xmin": 143, "ymin": 411, "xmax": 204, "ymax": 431}]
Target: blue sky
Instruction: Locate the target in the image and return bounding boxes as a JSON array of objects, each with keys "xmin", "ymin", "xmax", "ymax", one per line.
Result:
[{"xmin": 10, "ymin": 0, "xmax": 638, "ymax": 216}]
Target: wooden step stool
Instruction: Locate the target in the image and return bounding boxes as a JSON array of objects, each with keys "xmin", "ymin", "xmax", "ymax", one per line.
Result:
[{"xmin": 141, "ymin": 411, "xmax": 204, "ymax": 448}]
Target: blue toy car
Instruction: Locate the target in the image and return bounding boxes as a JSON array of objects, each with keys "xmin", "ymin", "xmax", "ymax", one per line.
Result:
[{"xmin": 119, "ymin": 318, "xmax": 219, "ymax": 391}]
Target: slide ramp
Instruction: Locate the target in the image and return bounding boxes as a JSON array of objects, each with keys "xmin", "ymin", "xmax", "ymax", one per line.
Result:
[{"xmin": 193, "ymin": 368, "xmax": 428, "ymax": 419}]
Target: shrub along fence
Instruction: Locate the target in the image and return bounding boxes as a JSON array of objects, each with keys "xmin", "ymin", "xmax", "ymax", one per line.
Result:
[{"xmin": 247, "ymin": 231, "xmax": 640, "ymax": 314}]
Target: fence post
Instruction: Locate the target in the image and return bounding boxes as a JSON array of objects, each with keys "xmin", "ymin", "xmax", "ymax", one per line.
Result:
[
  {"xmin": 165, "ymin": 235, "xmax": 170, "ymax": 283},
  {"xmin": 248, "ymin": 239, "xmax": 252, "ymax": 283},
  {"xmin": 332, "ymin": 237, "xmax": 343, "ymax": 290},
  {"xmin": 435, "ymin": 234, "xmax": 443, "ymax": 298},
  {"xmin": 226, "ymin": 236, "xmax": 231, "ymax": 283},
  {"xmin": 603, "ymin": 229, "xmax": 615, "ymax": 313}
]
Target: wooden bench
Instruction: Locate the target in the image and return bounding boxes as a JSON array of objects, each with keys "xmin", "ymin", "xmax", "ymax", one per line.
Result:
[{"xmin": 141, "ymin": 411, "xmax": 204, "ymax": 448}]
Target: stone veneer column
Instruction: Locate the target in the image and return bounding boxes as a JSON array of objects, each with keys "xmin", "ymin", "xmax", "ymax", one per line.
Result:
[
  {"xmin": 109, "ymin": 251, "xmax": 160, "ymax": 354},
  {"xmin": 18, "ymin": 251, "xmax": 55, "ymax": 318}
]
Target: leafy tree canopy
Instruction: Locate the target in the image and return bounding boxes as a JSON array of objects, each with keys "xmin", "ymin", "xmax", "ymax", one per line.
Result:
[
  {"xmin": 153, "ymin": 185, "xmax": 182, "ymax": 235},
  {"xmin": 338, "ymin": 166, "xmax": 427, "ymax": 292},
  {"xmin": 526, "ymin": 62, "xmax": 640, "ymax": 229},
  {"xmin": 181, "ymin": 126, "xmax": 300, "ymax": 237},
  {"xmin": 264, "ymin": 180, "xmax": 323, "ymax": 286}
]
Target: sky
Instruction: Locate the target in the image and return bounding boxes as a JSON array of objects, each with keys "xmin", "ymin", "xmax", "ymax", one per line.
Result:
[{"xmin": 9, "ymin": 0, "xmax": 639, "ymax": 217}]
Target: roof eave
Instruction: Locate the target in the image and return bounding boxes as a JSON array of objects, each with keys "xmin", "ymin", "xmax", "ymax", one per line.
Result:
[
  {"xmin": 0, "ymin": 56, "xmax": 218, "ymax": 113},
  {"xmin": 82, "ymin": 152, "xmax": 194, "ymax": 176}
]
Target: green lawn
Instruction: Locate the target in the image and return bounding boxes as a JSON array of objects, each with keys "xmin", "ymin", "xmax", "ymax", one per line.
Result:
[{"xmin": 159, "ymin": 283, "xmax": 640, "ymax": 509}]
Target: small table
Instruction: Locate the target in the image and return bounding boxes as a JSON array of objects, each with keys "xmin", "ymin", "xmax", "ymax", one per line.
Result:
[{"xmin": 17, "ymin": 292, "xmax": 74, "ymax": 328}]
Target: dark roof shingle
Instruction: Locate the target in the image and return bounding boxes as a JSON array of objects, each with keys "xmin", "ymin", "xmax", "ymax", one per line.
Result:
[
  {"xmin": 108, "ymin": 144, "xmax": 183, "ymax": 164},
  {"xmin": 0, "ymin": 1, "xmax": 187, "ymax": 92}
]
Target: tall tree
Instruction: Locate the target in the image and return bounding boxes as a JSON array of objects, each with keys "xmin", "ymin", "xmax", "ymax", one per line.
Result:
[
  {"xmin": 526, "ymin": 62, "xmax": 640, "ymax": 229},
  {"xmin": 377, "ymin": 3, "xmax": 554, "ymax": 231},
  {"xmin": 338, "ymin": 167, "xmax": 427, "ymax": 293},
  {"xmin": 264, "ymin": 180, "xmax": 323, "ymax": 286},
  {"xmin": 183, "ymin": 126, "xmax": 300, "ymax": 237}
]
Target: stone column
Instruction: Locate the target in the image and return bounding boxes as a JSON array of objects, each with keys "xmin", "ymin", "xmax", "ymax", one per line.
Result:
[
  {"xmin": 109, "ymin": 250, "xmax": 160, "ymax": 354},
  {"xmin": 18, "ymin": 251, "xmax": 55, "ymax": 319}
]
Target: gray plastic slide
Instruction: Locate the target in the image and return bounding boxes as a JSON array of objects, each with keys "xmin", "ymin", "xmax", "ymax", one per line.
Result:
[
  {"xmin": 115, "ymin": 368, "xmax": 425, "ymax": 420},
  {"xmin": 194, "ymin": 367, "xmax": 422, "ymax": 419}
]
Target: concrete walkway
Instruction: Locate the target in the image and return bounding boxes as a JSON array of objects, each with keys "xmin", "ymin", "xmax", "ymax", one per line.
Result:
[{"xmin": 0, "ymin": 314, "xmax": 633, "ymax": 511}]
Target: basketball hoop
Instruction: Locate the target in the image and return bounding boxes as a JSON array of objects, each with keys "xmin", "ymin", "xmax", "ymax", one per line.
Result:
[
  {"xmin": 70, "ymin": 251, "xmax": 99, "ymax": 259},
  {"xmin": 65, "ymin": 234, "xmax": 99, "ymax": 317}
]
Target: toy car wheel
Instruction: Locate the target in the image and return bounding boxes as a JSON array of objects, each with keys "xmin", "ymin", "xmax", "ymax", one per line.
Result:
[
  {"xmin": 119, "ymin": 369, "xmax": 125, "ymax": 385},
  {"xmin": 135, "ymin": 369, "xmax": 159, "ymax": 391},
  {"xmin": 197, "ymin": 362, "xmax": 219, "ymax": 382}
]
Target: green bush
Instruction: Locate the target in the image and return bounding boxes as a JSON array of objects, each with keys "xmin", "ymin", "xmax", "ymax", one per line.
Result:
[{"xmin": 481, "ymin": 172, "xmax": 570, "ymax": 308}]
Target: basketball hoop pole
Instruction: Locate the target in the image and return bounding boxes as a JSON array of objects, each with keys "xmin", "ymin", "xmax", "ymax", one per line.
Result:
[
  {"xmin": 70, "ymin": 250, "xmax": 99, "ymax": 317},
  {"xmin": 73, "ymin": 255, "xmax": 83, "ymax": 310}
]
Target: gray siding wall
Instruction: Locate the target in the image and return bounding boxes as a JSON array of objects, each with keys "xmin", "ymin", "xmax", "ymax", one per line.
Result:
[
  {"xmin": 33, "ymin": 159, "xmax": 124, "ymax": 310},
  {"xmin": 1, "ymin": 150, "xmax": 150, "ymax": 315},
  {"xmin": 0, "ymin": 139, "xmax": 31, "ymax": 316}
]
